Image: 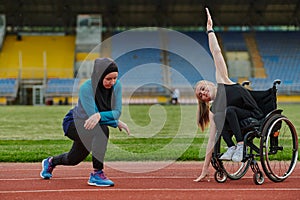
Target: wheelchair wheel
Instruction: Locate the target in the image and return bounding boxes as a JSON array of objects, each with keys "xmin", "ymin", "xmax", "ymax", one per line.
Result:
[
  {"xmin": 253, "ymin": 171, "xmax": 264, "ymax": 185},
  {"xmin": 214, "ymin": 170, "xmax": 227, "ymax": 183},
  {"xmin": 215, "ymin": 137, "xmax": 251, "ymax": 180},
  {"xmin": 260, "ymin": 114, "xmax": 298, "ymax": 182}
]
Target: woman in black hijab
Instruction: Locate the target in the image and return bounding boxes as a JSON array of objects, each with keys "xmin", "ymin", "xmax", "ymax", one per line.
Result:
[{"xmin": 40, "ymin": 58, "xmax": 130, "ymax": 187}]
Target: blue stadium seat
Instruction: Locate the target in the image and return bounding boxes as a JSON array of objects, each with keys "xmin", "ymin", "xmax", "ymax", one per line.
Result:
[
  {"xmin": 168, "ymin": 52, "xmax": 203, "ymax": 86},
  {"xmin": 167, "ymin": 31, "xmax": 209, "ymax": 87},
  {"xmin": 219, "ymin": 31, "xmax": 248, "ymax": 51},
  {"xmin": 45, "ymin": 78, "xmax": 79, "ymax": 96},
  {"xmin": 0, "ymin": 78, "xmax": 18, "ymax": 97},
  {"xmin": 114, "ymin": 48, "xmax": 163, "ymax": 87}
]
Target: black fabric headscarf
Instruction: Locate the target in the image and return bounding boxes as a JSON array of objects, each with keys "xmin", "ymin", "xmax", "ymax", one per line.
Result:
[{"xmin": 91, "ymin": 58, "xmax": 118, "ymax": 112}]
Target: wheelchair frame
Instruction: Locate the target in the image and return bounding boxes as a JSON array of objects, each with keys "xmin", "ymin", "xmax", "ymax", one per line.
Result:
[{"xmin": 211, "ymin": 80, "xmax": 298, "ymax": 185}]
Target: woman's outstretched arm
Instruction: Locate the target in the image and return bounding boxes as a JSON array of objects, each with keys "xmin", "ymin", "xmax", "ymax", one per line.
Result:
[
  {"xmin": 206, "ymin": 8, "xmax": 234, "ymax": 84},
  {"xmin": 194, "ymin": 111, "xmax": 216, "ymax": 182}
]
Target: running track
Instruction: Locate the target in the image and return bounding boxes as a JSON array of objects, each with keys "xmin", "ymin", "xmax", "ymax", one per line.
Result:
[{"xmin": 1, "ymin": 162, "xmax": 299, "ymax": 200}]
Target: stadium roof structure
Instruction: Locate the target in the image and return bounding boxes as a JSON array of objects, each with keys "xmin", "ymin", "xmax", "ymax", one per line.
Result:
[{"xmin": 0, "ymin": 0, "xmax": 299, "ymax": 32}]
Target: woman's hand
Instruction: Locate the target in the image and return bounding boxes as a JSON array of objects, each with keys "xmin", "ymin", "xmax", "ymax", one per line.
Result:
[
  {"xmin": 118, "ymin": 120, "xmax": 130, "ymax": 135},
  {"xmin": 84, "ymin": 113, "xmax": 101, "ymax": 130},
  {"xmin": 206, "ymin": 7, "xmax": 213, "ymax": 31}
]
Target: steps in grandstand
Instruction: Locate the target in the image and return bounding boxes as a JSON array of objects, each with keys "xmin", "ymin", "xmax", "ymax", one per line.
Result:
[{"xmin": 244, "ymin": 32, "xmax": 266, "ymax": 78}]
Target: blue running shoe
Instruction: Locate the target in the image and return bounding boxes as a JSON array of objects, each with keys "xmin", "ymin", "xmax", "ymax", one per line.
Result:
[
  {"xmin": 88, "ymin": 170, "xmax": 114, "ymax": 187},
  {"xmin": 40, "ymin": 157, "xmax": 54, "ymax": 179}
]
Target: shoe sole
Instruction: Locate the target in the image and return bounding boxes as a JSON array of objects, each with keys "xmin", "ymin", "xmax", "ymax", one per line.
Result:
[{"xmin": 87, "ymin": 182, "xmax": 114, "ymax": 187}]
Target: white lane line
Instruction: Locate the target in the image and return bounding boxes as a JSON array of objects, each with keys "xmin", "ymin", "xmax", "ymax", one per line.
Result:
[
  {"xmin": 1, "ymin": 188, "xmax": 300, "ymax": 194},
  {"xmin": 1, "ymin": 175, "xmax": 300, "ymax": 181},
  {"xmin": 0, "ymin": 176, "xmax": 216, "ymax": 181}
]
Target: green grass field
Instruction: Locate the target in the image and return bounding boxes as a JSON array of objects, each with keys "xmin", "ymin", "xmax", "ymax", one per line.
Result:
[{"xmin": 0, "ymin": 104, "xmax": 299, "ymax": 162}]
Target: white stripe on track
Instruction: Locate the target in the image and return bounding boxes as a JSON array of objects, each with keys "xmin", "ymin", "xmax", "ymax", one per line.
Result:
[
  {"xmin": 1, "ymin": 175, "xmax": 300, "ymax": 181},
  {"xmin": 1, "ymin": 188, "xmax": 300, "ymax": 194}
]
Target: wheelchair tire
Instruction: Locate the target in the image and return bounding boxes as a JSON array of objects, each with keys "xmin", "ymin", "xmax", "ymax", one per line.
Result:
[
  {"xmin": 214, "ymin": 137, "xmax": 251, "ymax": 180},
  {"xmin": 253, "ymin": 171, "xmax": 264, "ymax": 185},
  {"xmin": 214, "ymin": 170, "xmax": 227, "ymax": 183},
  {"xmin": 260, "ymin": 114, "xmax": 298, "ymax": 182}
]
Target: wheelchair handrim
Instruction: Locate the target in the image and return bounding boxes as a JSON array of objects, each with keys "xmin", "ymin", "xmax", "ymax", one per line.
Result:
[{"xmin": 264, "ymin": 116, "xmax": 298, "ymax": 180}]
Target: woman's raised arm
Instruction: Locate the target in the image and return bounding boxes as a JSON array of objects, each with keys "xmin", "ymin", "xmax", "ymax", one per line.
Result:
[{"xmin": 206, "ymin": 8, "xmax": 234, "ymax": 84}]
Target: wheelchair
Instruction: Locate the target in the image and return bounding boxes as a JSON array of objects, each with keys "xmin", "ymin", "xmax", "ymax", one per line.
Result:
[{"xmin": 211, "ymin": 79, "xmax": 298, "ymax": 185}]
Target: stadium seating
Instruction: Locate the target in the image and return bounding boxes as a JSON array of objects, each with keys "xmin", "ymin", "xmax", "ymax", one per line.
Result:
[
  {"xmin": 219, "ymin": 31, "xmax": 248, "ymax": 51},
  {"xmin": 114, "ymin": 48, "xmax": 163, "ymax": 86},
  {"xmin": 167, "ymin": 31, "xmax": 210, "ymax": 87},
  {"xmin": 183, "ymin": 31, "xmax": 210, "ymax": 53},
  {"xmin": 0, "ymin": 78, "xmax": 18, "ymax": 97},
  {"xmin": 1, "ymin": 30, "xmax": 299, "ymax": 104},
  {"xmin": 110, "ymin": 30, "xmax": 300, "ymax": 90},
  {"xmin": 250, "ymin": 31, "xmax": 300, "ymax": 93},
  {"xmin": 0, "ymin": 35, "xmax": 75, "ymax": 79},
  {"xmin": 45, "ymin": 78, "xmax": 80, "ymax": 97},
  {"xmin": 168, "ymin": 52, "xmax": 203, "ymax": 86}
]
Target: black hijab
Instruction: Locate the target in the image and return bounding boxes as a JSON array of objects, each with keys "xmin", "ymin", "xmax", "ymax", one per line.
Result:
[{"xmin": 91, "ymin": 58, "xmax": 118, "ymax": 112}]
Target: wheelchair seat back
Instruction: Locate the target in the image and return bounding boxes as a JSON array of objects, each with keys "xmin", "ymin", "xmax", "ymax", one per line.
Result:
[
  {"xmin": 239, "ymin": 86, "xmax": 277, "ymax": 131},
  {"xmin": 248, "ymin": 86, "xmax": 277, "ymax": 117}
]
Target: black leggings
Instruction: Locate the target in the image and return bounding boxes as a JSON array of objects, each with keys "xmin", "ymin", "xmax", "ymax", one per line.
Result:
[
  {"xmin": 215, "ymin": 106, "xmax": 255, "ymax": 147},
  {"xmin": 52, "ymin": 121, "xmax": 109, "ymax": 170}
]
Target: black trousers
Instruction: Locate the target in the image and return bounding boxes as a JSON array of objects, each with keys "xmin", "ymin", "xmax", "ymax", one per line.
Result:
[
  {"xmin": 215, "ymin": 106, "xmax": 255, "ymax": 147},
  {"xmin": 52, "ymin": 121, "xmax": 109, "ymax": 170}
]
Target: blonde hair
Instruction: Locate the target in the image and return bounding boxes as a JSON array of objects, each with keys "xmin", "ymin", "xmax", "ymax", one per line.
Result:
[{"xmin": 194, "ymin": 80, "xmax": 214, "ymax": 131}]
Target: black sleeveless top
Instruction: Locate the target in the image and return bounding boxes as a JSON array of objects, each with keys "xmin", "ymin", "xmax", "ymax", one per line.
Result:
[{"xmin": 211, "ymin": 83, "xmax": 263, "ymax": 119}]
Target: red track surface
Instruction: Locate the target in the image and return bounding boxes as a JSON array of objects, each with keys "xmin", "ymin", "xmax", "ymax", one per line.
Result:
[{"xmin": 1, "ymin": 161, "xmax": 300, "ymax": 200}]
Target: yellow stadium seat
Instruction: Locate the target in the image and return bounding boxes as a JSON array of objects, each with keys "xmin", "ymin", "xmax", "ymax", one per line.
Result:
[{"xmin": 0, "ymin": 35, "xmax": 75, "ymax": 79}]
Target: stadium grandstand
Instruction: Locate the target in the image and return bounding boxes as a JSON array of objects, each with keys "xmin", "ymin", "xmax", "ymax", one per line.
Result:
[{"xmin": 0, "ymin": 0, "xmax": 299, "ymax": 105}]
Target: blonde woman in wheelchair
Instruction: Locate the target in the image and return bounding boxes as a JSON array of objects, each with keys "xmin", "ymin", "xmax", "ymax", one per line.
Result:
[{"xmin": 193, "ymin": 8, "xmax": 263, "ymax": 182}]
